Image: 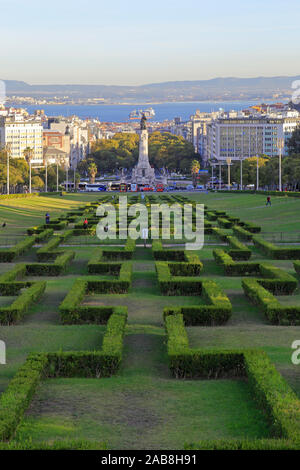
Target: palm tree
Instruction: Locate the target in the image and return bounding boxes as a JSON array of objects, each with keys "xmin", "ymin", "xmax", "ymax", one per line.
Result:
[
  {"xmin": 88, "ymin": 162, "xmax": 98, "ymax": 184},
  {"xmin": 23, "ymin": 147, "xmax": 33, "ymax": 164},
  {"xmin": 191, "ymin": 159, "xmax": 200, "ymax": 187}
]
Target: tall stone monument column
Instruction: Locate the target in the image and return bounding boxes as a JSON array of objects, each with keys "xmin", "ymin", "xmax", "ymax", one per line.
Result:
[{"xmin": 131, "ymin": 114, "xmax": 156, "ymax": 186}]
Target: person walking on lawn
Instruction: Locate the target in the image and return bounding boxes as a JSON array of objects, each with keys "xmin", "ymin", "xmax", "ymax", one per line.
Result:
[
  {"xmin": 83, "ymin": 217, "xmax": 88, "ymax": 230},
  {"xmin": 45, "ymin": 213, "xmax": 50, "ymax": 224},
  {"xmin": 266, "ymin": 196, "xmax": 271, "ymax": 206}
]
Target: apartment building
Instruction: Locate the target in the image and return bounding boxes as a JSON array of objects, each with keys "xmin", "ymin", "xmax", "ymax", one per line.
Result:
[
  {"xmin": 43, "ymin": 129, "xmax": 70, "ymax": 164},
  {"xmin": 0, "ymin": 115, "xmax": 43, "ymax": 163},
  {"xmin": 206, "ymin": 116, "xmax": 300, "ymax": 163},
  {"xmin": 48, "ymin": 118, "xmax": 89, "ymax": 168}
]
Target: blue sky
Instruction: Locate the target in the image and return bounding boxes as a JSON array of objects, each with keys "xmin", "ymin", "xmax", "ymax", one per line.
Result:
[{"xmin": 1, "ymin": 0, "xmax": 300, "ymax": 84}]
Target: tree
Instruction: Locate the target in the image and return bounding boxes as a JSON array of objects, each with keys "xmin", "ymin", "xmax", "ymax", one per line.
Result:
[
  {"xmin": 190, "ymin": 159, "xmax": 200, "ymax": 187},
  {"xmin": 31, "ymin": 175, "xmax": 44, "ymax": 190},
  {"xmin": 89, "ymin": 132, "xmax": 197, "ymax": 175},
  {"xmin": 88, "ymin": 162, "xmax": 98, "ymax": 183},
  {"xmin": 287, "ymin": 127, "xmax": 300, "ymax": 155},
  {"xmin": 0, "ymin": 149, "xmax": 29, "ymax": 191}
]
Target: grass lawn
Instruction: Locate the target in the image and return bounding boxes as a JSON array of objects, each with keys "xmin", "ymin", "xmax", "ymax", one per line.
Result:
[{"xmin": 0, "ymin": 192, "xmax": 299, "ymax": 449}]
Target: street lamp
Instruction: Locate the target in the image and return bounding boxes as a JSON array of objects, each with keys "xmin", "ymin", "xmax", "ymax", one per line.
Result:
[
  {"xmin": 226, "ymin": 157, "xmax": 231, "ymax": 190},
  {"xmin": 43, "ymin": 158, "xmax": 48, "ymax": 193},
  {"xmin": 55, "ymin": 158, "xmax": 59, "ymax": 192},
  {"xmin": 5, "ymin": 143, "xmax": 11, "ymax": 195},
  {"xmin": 65, "ymin": 164, "xmax": 69, "ymax": 192},
  {"xmin": 256, "ymin": 155, "xmax": 259, "ymax": 191},
  {"xmin": 24, "ymin": 148, "xmax": 33, "ymax": 194},
  {"xmin": 277, "ymin": 138, "xmax": 284, "ymax": 192},
  {"xmin": 219, "ymin": 162, "xmax": 222, "ymax": 191},
  {"xmin": 240, "ymin": 156, "xmax": 244, "ymax": 190}
]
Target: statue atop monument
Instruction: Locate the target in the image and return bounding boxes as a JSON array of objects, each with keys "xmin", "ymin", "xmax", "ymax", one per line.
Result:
[{"xmin": 140, "ymin": 113, "xmax": 147, "ymax": 130}]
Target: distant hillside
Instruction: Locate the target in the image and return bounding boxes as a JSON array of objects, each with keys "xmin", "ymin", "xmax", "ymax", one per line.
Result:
[{"xmin": 2, "ymin": 76, "xmax": 299, "ymax": 102}]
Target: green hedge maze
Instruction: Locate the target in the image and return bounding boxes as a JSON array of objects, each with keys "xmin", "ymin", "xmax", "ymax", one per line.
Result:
[{"xmin": 0, "ymin": 194, "xmax": 299, "ymax": 450}]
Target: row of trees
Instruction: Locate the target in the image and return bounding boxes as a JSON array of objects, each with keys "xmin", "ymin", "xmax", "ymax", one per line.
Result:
[
  {"xmin": 84, "ymin": 132, "xmax": 198, "ymax": 175},
  {"xmin": 0, "ymin": 148, "xmax": 74, "ymax": 192},
  {"xmin": 216, "ymin": 155, "xmax": 300, "ymax": 190}
]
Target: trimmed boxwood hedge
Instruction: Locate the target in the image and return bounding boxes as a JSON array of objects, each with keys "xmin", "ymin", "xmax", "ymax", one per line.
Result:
[
  {"xmin": 26, "ymin": 251, "xmax": 75, "ymax": 276},
  {"xmin": 163, "ymin": 279, "xmax": 232, "ymax": 326},
  {"xmin": 227, "ymin": 236, "xmax": 251, "ymax": 260},
  {"xmin": 0, "ymin": 440, "xmax": 108, "ymax": 450},
  {"xmin": 165, "ymin": 313, "xmax": 300, "ymax": 446},
  {"xmin": 156, "ymin": 260, "xmax": 203, "ymax": 295},
  {"xmin": 0, "ymin": 281, "xmax": 46, "ymax": 325},
  {"xmin": 0, "ymin": 309, "xmax": 127, "ymax": 441},
  {"xmin": 211, "ymin": 227, "xmax": 229, "ymax": 242},
  {"xmin": 152, "ymin": 240, "xmax": 188, "ymax": 261},
  {"xmin": 185, "ymin": 439, "xmax": 300, "ymax": 450},
  {"xmin": 242, "ymin": 277, "xmax": 300, "ymax": 325},
  {"xmin": 217, "ymin": 217, "xmax": 233, "ymax": 229},
  {"xmin": 213, "ymin": 249, "xmax": 260, "ymax": 276},
  {"xmin": 232, "ymin": 225, "xmax": 254, "ymax": 241},
  {"xmin": 59, "ymin": 265, "xmax": 132, "ymax": 321},
  {"xmin": 95, "ymin": 238, "xmax": 136, "ymax": 261},
  {"xmin": 253, "ymin": 235, "xmax": 300, "ymax": 259},
  {"xmin": 0, "ymin": 236, "xmax": 36, "ymax": 262},
  {"xmin": 294, "ymin": 260, "xmax": 300, "ymax": 274},
  {"xmin": 34, "ymin": 228, "xmax": 54, "ymax": 243}
]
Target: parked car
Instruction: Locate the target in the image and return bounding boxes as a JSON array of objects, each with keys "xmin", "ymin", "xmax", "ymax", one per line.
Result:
[
  {"xmin": 186, "ymin": 184, "xmax": 194, "ymax": 191},
  {"xmin": 166, "ymin": 186, "xmax": 175, "ymax": 191}
]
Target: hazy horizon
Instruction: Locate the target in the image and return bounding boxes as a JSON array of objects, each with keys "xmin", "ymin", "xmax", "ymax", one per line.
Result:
[
  {"xmin": 3, "ymin": 74, "xmax": 300, "ymax": 87},
  {"xmin": 1, "ymin": 0, "xmax": 300, "ymax": 85}
]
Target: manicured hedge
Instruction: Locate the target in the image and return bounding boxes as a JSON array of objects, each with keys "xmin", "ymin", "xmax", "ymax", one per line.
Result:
[
  {"xmin": 60, "ymin": 265, "xmax": 132, "ymax": 320},
  {"xmin": 294, "ymin": 260, "xmax": 300, "ymax": 274},
  {"xmin": 232, "ymin": 225, "xmax": 254, "ymax": 241},
  {"xmin": 97, "ymin": 238, "xmax": 136, "ymax": 260},
  {"xmin": 165, "ymin": 313, "xmax": 300, "ymax": 445},
  {"xmin": 213, "ymin": 249, "xmax": 259, "ymax": 276},
  {"xmin": 227, "ymin": 236, "xmax": 252, "ymax": 260},
  {"xmin": 34, "ymin": 228, "xmax": 54, "ymax": 243},
  {"xmin": 0, "ymin": 309, "xmax": 127, "ymax": 440},
  {"xmin": 163, "ymin": 279, "xmax": 232, "ymax": 326},
  {"xmin": 205, "ymin": 211, "xmax": 218, "ymax": 221},
  {"xmin": 0, "ymin": 440, "xmax": 108, "ymax": 450},
  {"xmin": 26, "ymin": 251, "xmax": 75, "ymax": 276},
  {"xmin": 0, "ymin": 281, "xmax": 46, "ymax": 325},
  {"xmin": 215, "ymin": 189, "xmax": 300, "ymax": 198},
  {"xmin": 86, "ymin": 262, "xmax": 132, "ymax": 293},
  {"xmin": 0, "ymin": 193, "xmax": 38, "ymax": 200},
  {"xmin": 242, "ymin": 277, "xmax": 300, "ymax": 325},
  {"xmin": 0, "ymin": 236, "xmax": 36, "ymax": 262},
  {"xmin": 217, "ymin": 217, "xmax": 233, "ymax": 229},
  {"xmin": 152, "ymin": 240, "xmax": 187, "ymax": 261},
  {"xmin": 184, "ymin": 439, "xmax": 300, "ymax": 450},
  {"xmin": 0, "ymin": 264, "xmax": 26, "ymax": 286},
  {"xmin": 27, "ymin": 220, "xmax": 68, "ymax": 234},
  {"xmin": 0, "ymin": 353, "xmax": 47, "ymax": 440},
  {"xmin": 253, "ymin": 235, "xmax": 300, "ymax": 259},
  {"xmin": 242, "ymin": 221, "xmax": 261, "ymax": 233},
  {"xmin": 211, "ymin": 227, "xmax": 228, "ymax": 242},
  {"xmin": 156, "ymin": 261, "xmax": 203, "ymax": 295}
]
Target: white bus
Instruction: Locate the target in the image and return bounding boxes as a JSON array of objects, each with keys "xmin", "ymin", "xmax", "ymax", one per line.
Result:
[{"xmin": 85, "ymin": 183, "xmax": 106, "ymax": 192}]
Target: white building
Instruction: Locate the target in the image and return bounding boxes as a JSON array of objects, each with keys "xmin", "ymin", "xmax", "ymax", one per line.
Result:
[
  {"xmin": 0, "ymin": 116, "xmax": 43, "ymax": 163},
  {"xmin": 206, "ymin": 116, "xmax": 300, "ymax": 163}
]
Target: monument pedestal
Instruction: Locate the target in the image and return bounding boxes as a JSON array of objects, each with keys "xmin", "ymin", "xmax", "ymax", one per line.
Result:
[{"xmin": 131, "ymin": 129, "xmax": 156, "ymax": 186}]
